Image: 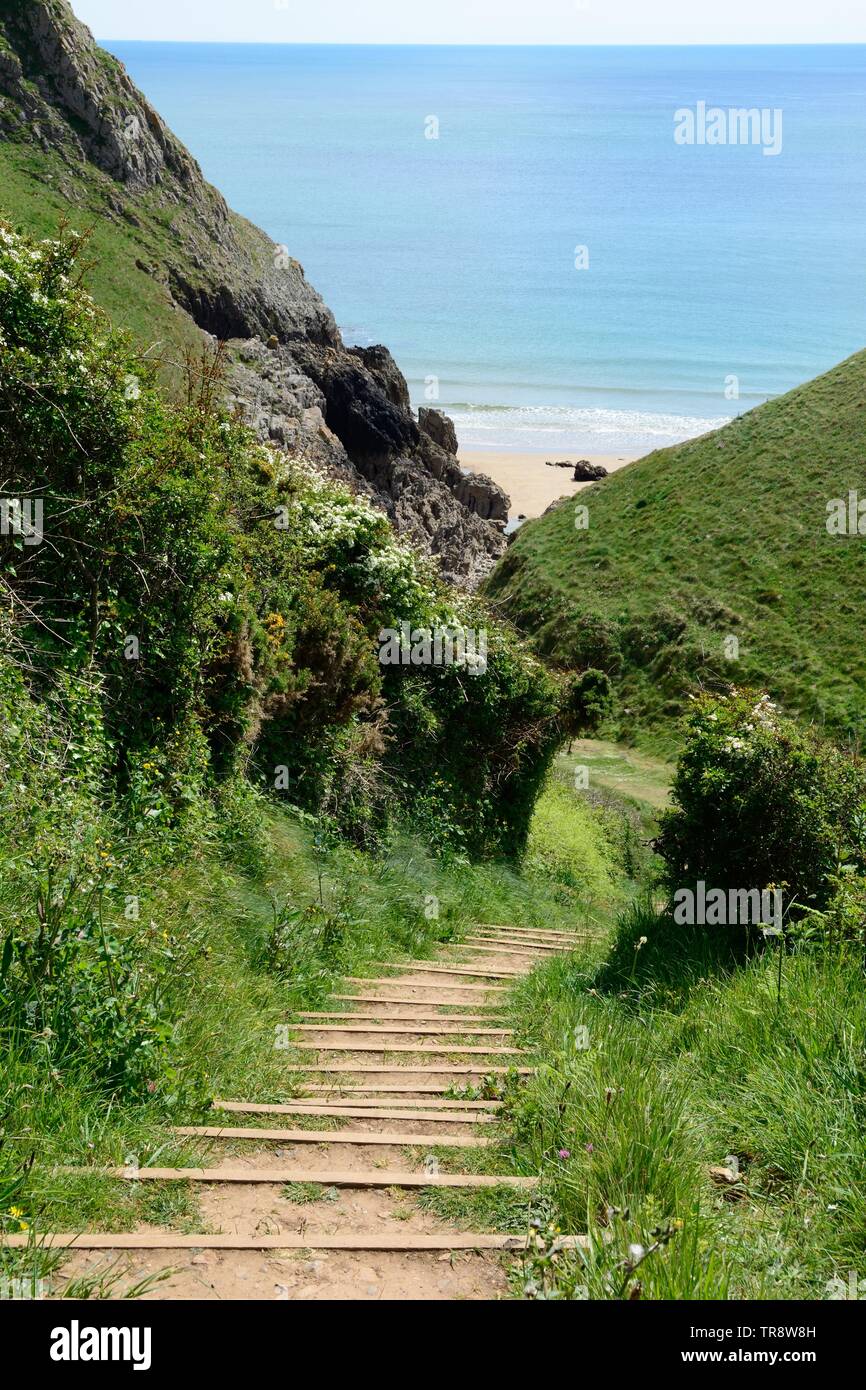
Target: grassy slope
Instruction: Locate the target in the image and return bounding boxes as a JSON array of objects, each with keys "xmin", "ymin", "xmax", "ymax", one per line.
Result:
[
  {"xmin": 496, "ymin": 912, "xmax": 866, "ymax": 1301},
  {"xmin": 486, "ymin": 350, "xmax": 866, "ymax": 749},
  {"xmin": 0, "ymin": 140, "xmax": 205, "ymax": 368}
]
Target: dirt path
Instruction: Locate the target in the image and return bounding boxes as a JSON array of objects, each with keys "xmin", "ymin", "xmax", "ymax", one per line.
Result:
[{"xmin": 33, "ymin": 926, "xmax": 587, "ymax": 1301}]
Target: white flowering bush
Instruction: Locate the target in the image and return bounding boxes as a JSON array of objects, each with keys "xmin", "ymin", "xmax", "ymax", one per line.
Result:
[{"xmin": 283, "ymin": 458, "xmax": 450, "ymax": 625}]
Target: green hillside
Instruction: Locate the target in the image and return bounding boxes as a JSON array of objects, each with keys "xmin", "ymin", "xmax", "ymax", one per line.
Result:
[
  {"xmin": 0, "ymin": 140, "xmax": 204, "ymax": 362},
  {"xmin": 486, "ymin": 350, "xmax": 866, "ymax": 747}
]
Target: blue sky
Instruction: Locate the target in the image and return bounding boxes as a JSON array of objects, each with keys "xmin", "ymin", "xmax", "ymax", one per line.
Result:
[{"xmin": 70, "ymin": 1, "xmax": 866, "ymax": 45}]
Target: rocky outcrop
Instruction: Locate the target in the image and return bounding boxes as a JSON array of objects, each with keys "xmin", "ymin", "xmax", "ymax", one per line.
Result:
[
  {"xmin": 348, "ymin": 345, "xmax": 412, "ymax": 413},
  {"xmin": 419, "ymin": 406, "xmax": 459, "ymax": 456},
  {"xmin": 572, "ymin": 459, "xmax": 608, "ymax": 481},
  {"xmin": 0, "ymin": 0, "xmax": 507, "ymax": 585},
  {"xmin": 454, "ymin": 470, "xmax": 510, "ymax": 523},
  {"xmin": 224, "ymin": 338, "xmax": 368, "ymax": 493},
  {"xmin": 229, "ymin": 338, "xmax": 507, "ymax": 586}
]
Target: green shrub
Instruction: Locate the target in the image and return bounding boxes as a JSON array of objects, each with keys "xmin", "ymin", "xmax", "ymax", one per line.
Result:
[{"xmin": 655, "ymin": 689, "xmax": 866, "ymax": 929}]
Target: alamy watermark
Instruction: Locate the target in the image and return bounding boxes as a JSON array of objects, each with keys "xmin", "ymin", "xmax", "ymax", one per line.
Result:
[
  {"xmin": 50, "ymin": 1321, "xmax": 152, "ymax": 1371},
  {"xmin": 826, "ymin": 490, "xmax": 866, "ymax": 536},
  {"xmin": 378, "ymin": 620, "xmax": 488, "ymax": 675},
  {"xmin": 674, "ymin": 102, "xmax": 783, "ymax": 157},
  {"xmin": 673, "ymin": 880, "xmax": 783, "ymax": 934},
  {"xmin": 1, "ymin": 497, "xmax": 43, "ymax": 546}
]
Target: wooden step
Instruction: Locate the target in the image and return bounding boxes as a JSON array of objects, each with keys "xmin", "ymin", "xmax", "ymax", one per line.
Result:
[
  {"xmin": 172, "ymin": 1126, "xmax": 494, "ymax": 1148},
  {"xmin": 294, "ymin": 1064, "xmax": 533, "ymax": 1075},
  {"xmin": 456, "ymin": 942, "xmax": 567, "ymax": 959},
  {"xmin": 466, "ymin": 929, "xmax": 572, "ymax": 942},
  {"xmin": 470, "ymin": 938, "xmax": 573, "ymax": 952},
  {"xmin": 291, "ymin": 1042, "xmax": 525, "ymax": 1055},
  {"xmin": 211, "ymin": 1103, "xmax": 496, "ymax": 1124},
  {"xmin": 300, "ymin": 1011, "xmax": 501, "ymax": 1023},
  {"xmin": 465, "ymin": 934, "xmax": 575, "ymax": 951},
  {"xmin": 98, "ymin": 1167, "xmax": 537, "ymax": 1188},
  {"xmin": 331, "ymin": 994, "xmax": 502, "ymax": 1010},
  {"xmin": 290, "ymin": 1024, "xmax": 512, "ymax": 1036},
  {"xmin": 472, "ymin": 927, "xmax": 585, "ymax": 942},
  {"xmin": 3, "ymin": 1232, "xmax": 582, "ymax": 1252},
  {"xmin": 345, "ymin": 979, "xmax": 506, "ymax": 993},
  {"xmin": 283, "ymin": 1088, "xmax": 503, "ymax": 1101},
  {"xmin": 475, "ymin": 923, "xmax": 585, "ymax": 939},
  {"xmin": 366, "ymin": 963, "xmax": 523, "ymax": 980}
]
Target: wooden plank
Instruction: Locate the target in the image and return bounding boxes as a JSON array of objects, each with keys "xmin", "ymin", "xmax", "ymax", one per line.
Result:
[
  {"xmin": 294, "ymin": 1064, "xmax": 533, "ymax": 1074},
  {"xmin": 96, "ymin": 1167, "xmax": 538, "ymax": 1188},
  {"xmin": 2, "ymin": 1232, "xmax": 583, "ymax": 1252},
  {"xmin": 333, "ymin": 994, "xmax": 502, "ymax": 1008},
  {"xmin": 291, "ymin": 1089, "xmax": 503, "ymax": 1102},
  {"xmin": 290, "ymin": 1024, "xmax": 512, "ymax": 1036},
  {"xmin": 470, "ymin": 944, "xmax": 571, "ymax": 956},
  {"xmin": 466, "ymin": 932, "xmax": 568, "ymax": 946},
  {"xmin": 474, "ymin": 923, "xmax": 585, "ymax": 938},
  {"xmin": 171, "ymin": 1126, "xmax": 494, "ymax": 1148},
  {"xmin": 214, "ymin": 1100, "xmax": 497, "ymax": 1112},
  {"xmin": 366, "ymin": 963, "xmax": 523, "ymax": 980},
  {"xmin": 211, "ymin": 1103, "xmax": 497, "ymax": 1123},
  {"xmin": 465, "ymin": 934, "xmax": 574, "ymax": 950},
  {"xmin": 345, "ymin": 979, "xmax": 506, "ymax": 993},
  {"xmin": 300, "ymin": 1011, "xmax": 501, "ymax": 1023},
  {"xmin": 472, "ymin": 926, "xmax": 585, "ymax": 940},
  {"xmin": 456, "ymin": 943, "xmax": 567, "ymax": 959},
  {"xmin": 292, "ymin": 1042, "xmax": 524, "ymax": 1055},
  {"xmin": 471, "ymin": 936, "xmax": 581, "ymax": 952}
]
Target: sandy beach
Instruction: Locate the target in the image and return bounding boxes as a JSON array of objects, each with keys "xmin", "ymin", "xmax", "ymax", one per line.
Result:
[{"xmin": 458, "ymin": 449, "xmax": 640, "ymax": 520}]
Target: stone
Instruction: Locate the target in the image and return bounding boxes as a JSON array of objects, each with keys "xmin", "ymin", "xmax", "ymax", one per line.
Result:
[
  {"xmin": 572, "ymin": 459, "xmax": 608, "ymax": 481},
  {"xmin": 418, "ymin": 407, "xmax": 459, "ymax": 456}
]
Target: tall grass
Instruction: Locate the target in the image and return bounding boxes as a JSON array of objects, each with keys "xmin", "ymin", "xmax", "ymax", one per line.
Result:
[{"xmin": 504, "ymin": 899, "xmax": 866, "ymax": 1299}]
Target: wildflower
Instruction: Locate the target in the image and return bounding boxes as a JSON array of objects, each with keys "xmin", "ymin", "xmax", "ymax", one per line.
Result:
[
  {"xmin": 8, "ymin": 1206, "xmax": 28, "ymax": 1232},
  {"xmin": 558, "ymin": 1148, "xmax": 571, "ymax": 1160}
]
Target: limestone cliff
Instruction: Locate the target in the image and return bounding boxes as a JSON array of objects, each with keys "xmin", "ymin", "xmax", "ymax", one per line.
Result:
[{"xmin": 0, "ymin": 0, "xmax": 507, "ymax": 585}]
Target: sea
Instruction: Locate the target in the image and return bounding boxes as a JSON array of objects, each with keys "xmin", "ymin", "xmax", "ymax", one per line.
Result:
[{"xmin": 104, "ymin": 41, "xmax": 866, "ymax": 455}]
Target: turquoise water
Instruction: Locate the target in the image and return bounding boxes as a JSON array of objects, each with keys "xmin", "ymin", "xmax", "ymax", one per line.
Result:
[{"xmin": 107, "ymin": 42, "xmax": 866, "ymax": 452}]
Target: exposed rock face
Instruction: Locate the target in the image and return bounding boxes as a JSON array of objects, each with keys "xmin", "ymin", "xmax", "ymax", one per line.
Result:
[
  {"xmin": 455, "ymin": 470, "xmax": 509, "ymax": 524},
  {"xmin": 229, "ymin": 339, "xmax": 507, "ymax": 586},
  {"xmin": 418, "ymin": 407, "xmax": 459, "ymax": 456},
  {"xmin": 0, "ymin": 2, "xmax": 508, "ymax": 584},
  {"xmin": 348, "ymin": 345, "xmax": 412, "ymax": 413},
  {"xmin": 225, "ymin": 338, "xmax": 368, "ymax": 493}
]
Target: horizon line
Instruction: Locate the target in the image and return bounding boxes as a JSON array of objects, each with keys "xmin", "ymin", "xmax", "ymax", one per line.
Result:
[{"xmin": 95, "ymin": 39, "xmax": 866, "ymax": 48}]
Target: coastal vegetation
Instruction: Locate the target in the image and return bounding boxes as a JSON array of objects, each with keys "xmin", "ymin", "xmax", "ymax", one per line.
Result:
[
  {"xmin": 1, "ymin": 1, "xmax": 864, "ymax": 1306},
  {"xmin": 486, "ymin": 349, "xmax": 866, "ymax": 749}
]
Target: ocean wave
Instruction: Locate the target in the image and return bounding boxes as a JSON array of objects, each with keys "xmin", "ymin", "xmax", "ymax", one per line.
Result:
[{"xmin": 441, "ymin": 402, "xmax": 734, "ymax": 454}]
